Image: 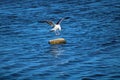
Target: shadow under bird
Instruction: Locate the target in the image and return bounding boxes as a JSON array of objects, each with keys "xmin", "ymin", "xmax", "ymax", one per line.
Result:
[{"xmin": 40, "ymin": 17, "xmax": 69, "ymax": 35}]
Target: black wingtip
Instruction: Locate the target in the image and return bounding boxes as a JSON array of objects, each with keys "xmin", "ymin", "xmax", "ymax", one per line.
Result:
[
  {"xmin": 64, "ymin": 17, "xmax": 70, "ymax": 19},
  {"xmin": 38, "ymin": 20, "xmax": 46, "ymax": 23}
]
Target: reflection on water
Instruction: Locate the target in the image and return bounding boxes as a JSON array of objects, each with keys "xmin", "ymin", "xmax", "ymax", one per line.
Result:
[{"xmin": 48, "ymin": 45, "xmax": 65, "ymax": 58}]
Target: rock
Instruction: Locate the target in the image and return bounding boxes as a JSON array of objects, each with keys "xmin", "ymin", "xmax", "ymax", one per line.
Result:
[{"xmin": 49, "ymin": 38, "xmax": 66, "ymax": 44}]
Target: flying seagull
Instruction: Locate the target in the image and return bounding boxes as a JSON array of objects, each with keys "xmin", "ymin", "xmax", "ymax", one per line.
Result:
[{"xmin": 41, "ymin": 17, "xmax": 69, "ymax": 35}]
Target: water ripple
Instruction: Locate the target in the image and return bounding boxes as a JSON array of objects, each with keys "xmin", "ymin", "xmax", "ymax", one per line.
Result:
[{"xmin": 0, "ymin": 0, "xmax": 120, "ymax": 80}]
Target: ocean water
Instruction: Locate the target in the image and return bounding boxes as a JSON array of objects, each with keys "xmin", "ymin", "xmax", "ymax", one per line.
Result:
[{"xmin": 0, "ymin": 0, "xmax": 120, "ymax": 80}]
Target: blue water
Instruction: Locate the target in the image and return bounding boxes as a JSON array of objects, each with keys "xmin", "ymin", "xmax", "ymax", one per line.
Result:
[{"xmin": 0, "ymin": 0, "xmax": 120, "ymax": 80}]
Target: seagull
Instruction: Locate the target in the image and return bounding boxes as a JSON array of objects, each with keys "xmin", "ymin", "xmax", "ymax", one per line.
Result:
[{"xmin": 42, "ymin": 17, "xmax": 69, "ymax": 35}]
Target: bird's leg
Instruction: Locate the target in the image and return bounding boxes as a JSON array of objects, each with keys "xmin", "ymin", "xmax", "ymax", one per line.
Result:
[
  {"xmin": 57, "ymin": 31, "xmax": 60, "ymax": 35},
  {"xmin": 55, "ymin": 30, "xmax": 60, "ymax": 35},
  {"xmin": 55, "ymin": 31, "xmax": 58, "ymax": 35}
]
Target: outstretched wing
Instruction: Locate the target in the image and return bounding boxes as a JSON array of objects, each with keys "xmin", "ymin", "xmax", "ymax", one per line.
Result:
[
  {"xmin": 56, "ymin": 18, "xmax": 64, "ymax": 25},
  {"xmin": 44, "ymin": 20, "xmax": 55, "ymax": 27},
  {"xmin": 56, "ymin": 17, "xmax": 70, "ymax": 24}
]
